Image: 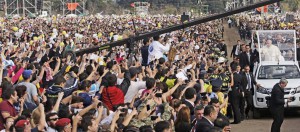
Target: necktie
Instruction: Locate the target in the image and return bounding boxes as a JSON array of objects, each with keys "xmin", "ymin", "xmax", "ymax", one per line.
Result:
[
  {"xmin": 235, "ymin": 45, "xmax": 240, "ymax": 55},
  {"xmin": 247, "ymin": 53, "xmax": 250, "ymax": 63},
  {"xmin": 247, "ymin": 73, "xmax": 251, "ymax": 90}
]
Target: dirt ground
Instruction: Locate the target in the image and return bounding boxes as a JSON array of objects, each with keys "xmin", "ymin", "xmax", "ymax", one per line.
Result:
[{"xmin": 223, "ymin": 23, "xmax": 300, "ymax": 132}]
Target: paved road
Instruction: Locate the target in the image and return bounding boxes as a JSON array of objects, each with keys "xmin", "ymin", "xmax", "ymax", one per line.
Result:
[
  {"xmin": 230, "ymin": 110, "xmax": 300, "ymax": 132},
  {"xmin": 222, "ymin": 23, "xmax": 300, "ymax": 132}
]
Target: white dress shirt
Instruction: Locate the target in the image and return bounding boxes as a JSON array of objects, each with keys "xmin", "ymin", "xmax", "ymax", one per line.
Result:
[{"xmin": 148, "ymin": 41, "xmax": 170, "ymax": 63}]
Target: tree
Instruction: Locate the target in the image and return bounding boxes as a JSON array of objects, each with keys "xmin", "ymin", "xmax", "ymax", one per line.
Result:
[{"xmin": 287, "ymin": 0, "xmax": 300, "ymax": 12}]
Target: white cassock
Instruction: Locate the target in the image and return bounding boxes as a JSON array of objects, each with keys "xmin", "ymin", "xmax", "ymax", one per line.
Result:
[
  {"xmin": 261, "ymin": 45, "xmax": 282, "ymax": 61},
  {"xmin": 148, "ymin": 41, "xmax": 170, "ymax": 63}
]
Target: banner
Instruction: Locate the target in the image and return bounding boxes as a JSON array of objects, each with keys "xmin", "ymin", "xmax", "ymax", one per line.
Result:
[
  {"xmin": 256, "ymin": 5, "xmax": 268, "ymax": 13},
  {"xmin": 67, "ymin": 3, "xmax": 79, "ymax": 11},
  {"xmin": 130, "ymin": 3, "xmax": 135, "ymax": 7}
]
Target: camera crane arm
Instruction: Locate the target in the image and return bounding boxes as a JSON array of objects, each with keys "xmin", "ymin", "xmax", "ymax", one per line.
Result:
[{"xmin": 75, "ymin": 0, "xmax": 282, "ymax": 56}]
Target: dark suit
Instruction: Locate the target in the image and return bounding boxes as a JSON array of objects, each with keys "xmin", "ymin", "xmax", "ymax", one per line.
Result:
[
  {"xmin": 140, "ymin": 45, "xmax": 149, "ymax": 66},
  {"xmin": 229, "ymin": 72, "xmax": 243, "ymax": 123},
  {"xmin": 182, "ymin": 99, "xmax": 195, "ymax": 116},
  {"xmin": 270, "ymin": 83, "xmax": 285, "ymax": 132},
  {"xmin": 195, "ymin": 117, "xmax": 214, "ymax": 132},
  {"xmin": 241, "ymin": 72, "xmax": 257, "ymax": 117},
  {"xmin": 217, "ymin": 43, "xmax": 227, "ymax": 57},
  {"xmin": 231, "ymin": 44, "xmax": 242, "ymax": 57},
  {"xmin": 216, "ymin": 112, "xmax": 230, "ymax": 124},
  {"xmin": 297, "ymin": 48, "xmax": 300, "ymax": 61},
  {"xmin": 239, "ymin": 51, "xmax": 257, "ymax": 72}
]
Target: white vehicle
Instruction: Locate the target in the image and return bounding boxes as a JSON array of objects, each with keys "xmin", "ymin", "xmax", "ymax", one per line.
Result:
[{"xmin": 252, "ymin": 30, "xmax": 300, "ymax": 118}]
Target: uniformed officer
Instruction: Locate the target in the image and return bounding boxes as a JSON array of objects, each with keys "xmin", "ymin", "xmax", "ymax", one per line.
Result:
[
  {"xmin": 270, "ymin": 78, "xmax": 291, "ymax": 132},
  {"xmin": 209, "ymin": 67, "xmax": 221, "ymax": 80},
  {"xmin": 210, "ymin": 78, "xmax": 223, "ymax": 99}
]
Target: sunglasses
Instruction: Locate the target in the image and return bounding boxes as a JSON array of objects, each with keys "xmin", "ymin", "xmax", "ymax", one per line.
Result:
[{"xmin": 50, "ymin": 118, "xmax": 58, "ymax": 121}]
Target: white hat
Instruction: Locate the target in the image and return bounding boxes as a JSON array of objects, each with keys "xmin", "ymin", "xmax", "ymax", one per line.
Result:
[
  {"xmin": 217, "ymin": 57, "xmax": 226, "ymax": 63},
  {"xmin": 195, "ymin": 45, "xmax": 200, "ymax": 50}
]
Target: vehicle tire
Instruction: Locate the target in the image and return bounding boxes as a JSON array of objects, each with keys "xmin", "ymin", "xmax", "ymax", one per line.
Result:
[{"xmin": 253, "ymin": 108, "xmax": 261, "ymax": 119}]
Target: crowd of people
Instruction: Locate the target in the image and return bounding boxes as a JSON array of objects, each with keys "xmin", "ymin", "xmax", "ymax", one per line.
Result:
[{"xmin": 0, "ymin": 11, "xmax": 298, "ymax": 132}]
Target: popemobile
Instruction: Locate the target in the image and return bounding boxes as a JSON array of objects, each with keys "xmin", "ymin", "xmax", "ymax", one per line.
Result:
[{"xmin": 252, "ymin": 30, "xmax": 300, "ymax": 118}]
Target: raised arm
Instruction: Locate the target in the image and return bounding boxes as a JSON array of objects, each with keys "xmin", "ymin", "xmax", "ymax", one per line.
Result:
[
  {"xmin": 37, "ymin": 104, "xmax": 46, "ymax": 131},
  {"xmin": 52, "ymin": 57, "xmax": 61, "ymax": 76}
]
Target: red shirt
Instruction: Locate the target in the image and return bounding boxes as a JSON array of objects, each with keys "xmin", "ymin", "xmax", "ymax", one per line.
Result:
[
  {"xmin": 102, "ymin": 86, "xmax": 124, "ymax": 111},
  {"xmin": 0, "ymin": 100, "xmax": 17, "ymax": 130}
]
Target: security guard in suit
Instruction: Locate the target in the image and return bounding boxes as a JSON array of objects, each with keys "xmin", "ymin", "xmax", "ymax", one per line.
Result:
[
  {"xmin": 270, "ymin": 78, "xmax": 291, "ymax": 132},
  {"xmin": 229, "ymin": 65, "xmax": 244, "ymax": 124}
]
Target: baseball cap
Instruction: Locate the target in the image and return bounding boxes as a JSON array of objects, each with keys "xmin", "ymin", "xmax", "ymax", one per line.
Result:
[
  {"xmin": 15, "ymin": 120, "xmax": 30, "ymax": 128},
  {"xmin": 22, "ymin": 70, "xmax": 32, "ymax": 79},
  {"xmin": 211, "ymin": 78, "xmax": 223, "ymax": 88},
  {"xmin": 207, "ymin": 67, "xmax": 215, "ymax": 74},
  {"xmin": 55, "ymin": 118, "xmax": 71, "ymax": 127}
]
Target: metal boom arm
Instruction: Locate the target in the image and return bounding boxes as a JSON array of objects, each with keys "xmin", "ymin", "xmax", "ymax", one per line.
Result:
[{"xmin": 75, "ymin": 0, "xmax": 282, "ymax": 56}]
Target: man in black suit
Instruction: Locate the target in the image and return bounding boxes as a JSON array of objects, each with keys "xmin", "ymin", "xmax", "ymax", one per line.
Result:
[
  {"xmin": 230, "ymin": 56, "xmax": 240, "ymax": 70},
  {"xmin": 183, "ymin": 88, "xmax": 197, "ymax": 116},
  {"xmin": 270, "ymin": 78, "xmax": 291, "ymax": 132},
  {"xmin": 230, "ymin": 40, "xmax": 242, "ymax": 58},
  {"xmin": 196, "ymin": 105, "xmax": 218, "ymax": 132},
  {"xmin": 217, "ymin": 40, "xmax": 227, "ymax": 57},
  {"xmin": 229, "ymin": 65, "xmax": 244, "ymax": 124},
  {"xmin": 297, "ymin": 43, "xmax": 300, "ymax": 65},
  {"xmin": 239, "ymin": 45, "xmax": 258, "ymax": 72},
  {"xmin": 140, "ymin": 38, "xmax": 150, "ymax": 66},
  {"xmin": 241, "ymin": 65, "xmax": 258, "ymax": 119}
]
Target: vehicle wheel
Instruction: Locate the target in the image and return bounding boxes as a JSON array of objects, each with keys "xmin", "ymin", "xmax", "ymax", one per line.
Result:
[{"xmin": 253, "ymin": 108, "xmax": 261, "ymax": 119}]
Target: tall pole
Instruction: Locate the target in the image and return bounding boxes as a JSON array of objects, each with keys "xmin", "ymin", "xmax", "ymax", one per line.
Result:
[
  {"xmin": 17, "ymin": 0, "xmax": 19, "ymax": 15},
  {"xmin": 22, "ymin": 0, "xmax": 25, "ymax": 17},
  {"xmin": 63, "ymin": 0, "xmax": 65, "ymax": 16},
  {"xmin": 4, "ymin": 0, "xmax": 7, "ymax": 16}
]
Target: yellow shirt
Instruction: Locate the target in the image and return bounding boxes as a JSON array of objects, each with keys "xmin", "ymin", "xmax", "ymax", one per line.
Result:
[
  {"xmin": 217, "ymin": 92, "xmax": 227, "ymax": 115},
  {"xmin": 204, "ymin": 83, "xmax": 212, "ymax": 93},
  {"xmin": 159, "ymin": 77, "xmax": 176, "ymax": 89}
]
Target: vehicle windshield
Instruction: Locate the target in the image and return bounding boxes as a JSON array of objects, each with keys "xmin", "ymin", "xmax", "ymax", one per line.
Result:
[
  {"xmin": 258, "ymin": 65, "xmax": 300, "ymax": 79},
  {"xmin": 256, "ymin": 30, "xmax": 296, "ymax": 62}
]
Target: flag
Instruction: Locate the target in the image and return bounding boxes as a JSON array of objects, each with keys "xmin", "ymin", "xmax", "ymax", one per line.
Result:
[
  {"xmin": 256, "ymin": 5, "xmax": 268, "ymax": 13},
  {"xmin": 130, "ymin": 3, "xmax": 135, "ymax": 7},
  {"xmin": 67, "ymin": 3, "xmax": 79, "ymax": 11}
]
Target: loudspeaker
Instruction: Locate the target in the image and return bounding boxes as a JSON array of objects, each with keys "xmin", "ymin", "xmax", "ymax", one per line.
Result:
[
  {"xmin": 37, "ymin": 0, "xmax": 43, "ymax": 10},
  {"xmin": 286, "ymin": 14, "xmax": 294, "ymax": 23},
  {"xmin": 181, "ymin": 12, "xmax": 189, "ymax": 23}
]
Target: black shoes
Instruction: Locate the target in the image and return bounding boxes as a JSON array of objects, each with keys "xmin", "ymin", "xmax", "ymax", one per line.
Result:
[
  {"xmin": 246, "ymin": 115, "xmax": 249, "ymax": 119},
  {"xmin": 230, "ymin": 122, "xmax": 241, "ymax": 124}
]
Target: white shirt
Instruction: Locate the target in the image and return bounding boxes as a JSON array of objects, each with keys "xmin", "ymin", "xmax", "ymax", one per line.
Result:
[
  {"xmin": 235, "ymin": 44, "xmax": 240, "ymax": 55},
  {"xmin": 124, "ymin": 81, "xmax": 146, "ymax": 103},
  {"xmin": 246, "ymin": 52, "xmax": 251, "ymax": 63},
  {"xmin": 246, "ymin": 73, "xmax": 251, "ymax": 90},
  {"xmin": 148, "ymin": 41, "xmax": 170, "ymax": 63},
  {"xmin": 228, "ymin": 19, "xmax": 232, "ymax": 24},
  {"xmin": 45, "ymin": 124, "xmax": 57, "ymax": 132}
]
